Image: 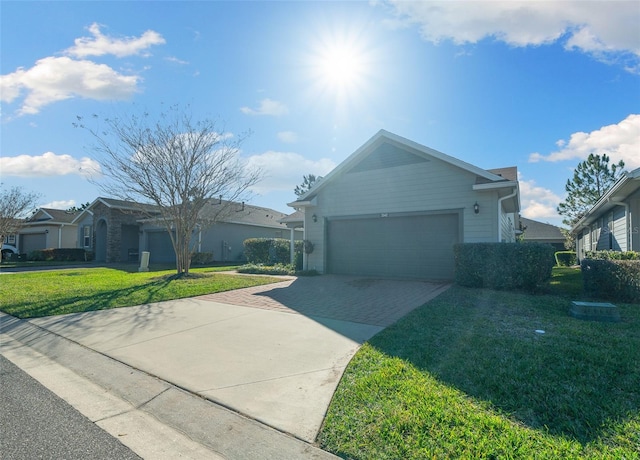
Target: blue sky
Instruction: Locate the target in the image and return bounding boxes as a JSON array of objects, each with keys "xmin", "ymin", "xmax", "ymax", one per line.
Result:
[{"xmin": 2, "ymin": 1, "xmax": 639, "ymax": 227}]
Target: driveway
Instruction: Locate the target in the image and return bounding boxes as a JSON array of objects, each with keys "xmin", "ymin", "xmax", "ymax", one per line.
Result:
[{"xmin": 28, "ymin": 275, "xmax": 449, "ymax": 442}]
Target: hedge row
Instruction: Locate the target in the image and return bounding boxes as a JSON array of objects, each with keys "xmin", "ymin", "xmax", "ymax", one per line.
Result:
[
  {"xmin": 243, "ymin": 238, "xmax": 303, "ymax": 270},
  {"xmin": 585, "ymin": 250, "xmax": 640, "ymax": 260},
  {"xmin": 554, "ymin": 251, "xmax": 577, "ymax": 267},
  {"xmin": 454, "ymin": 243, "xmax": 555, "ymax": 293},
  {"xmin": 581, "ymin": 259, "xmax": 640, "ymax": 303},
  {"xmin": 29, "ymin": 248, "xmax": 93, "ymax": 262}
]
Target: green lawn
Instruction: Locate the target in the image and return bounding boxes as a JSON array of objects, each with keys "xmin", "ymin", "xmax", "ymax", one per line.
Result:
[
  {"xmin": 0, "ymin": 266, "xmax": 281, "ymax": 318},
  {"xmin": 319, "ymin": 268, "xmax": 640, "ymax": 459}
]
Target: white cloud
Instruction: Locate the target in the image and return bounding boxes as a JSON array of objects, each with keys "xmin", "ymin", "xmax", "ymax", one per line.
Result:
[
  {"xmin": 245, "ymin": 151, "xmax": 335, "ymax": 194},
  {"xmin": 1, "ymin": 24, "xmax": 164, "ymax": 115},
  {"xmin": 277, "ymin": 131, "xmax": 298, "ymax": 143},
  {"xmin": 528, "ymin": 114, "xmax": 640, "ymax": 169},
  {"xmin": 240, "ymin": 98, "xmax": 289, "ymax": 116},
  {"xmin": 384, "ymin": 1, "xmax": 640, "ymax": 71},
  {"xmin": 66, "ymin": 23, "xmax": 165, "ymax": 58},
  {"xmin": 519, "ymin": 175, "xmax": 563, "ymax": 222},
  {"xmin": 165, "ymin": 56, "xmax": 189, "ymax": 65},
  {"xmin": 0, "ymin": 152, "xmax": 102, "ymax": 178},
  {"xmin": 1, "ymin": 56, "xmax": 139, "ymax": 115},
  {"xmin": 41, "ymin": 200, "xmax": 76, "ymax": 210}
]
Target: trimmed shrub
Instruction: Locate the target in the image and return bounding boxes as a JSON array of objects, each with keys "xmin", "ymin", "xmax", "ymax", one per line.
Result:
[
  {"xmin": 555, "ymin": 251, "xmax": 577, "ymax": 267},
  {"xmin": 28, "ymin": 248, "xmax": 90, "ymax": 262},
  {"xmin": 585, "ymin": 250, "xmax": 640, "ymax": 261},
  {"xmin": 454, "ymin": 243, "xmax": 555, "ymax": 293},
  {"xmin": 244, "ymin": 238, "xmax": 304, "ymax": 268},
  {"xmin": 190, "ymin": 252, "xmax": 214, "ymax": 265},
  {"xmin": 581, "ymin": 258, "xmax": 640, "ymax": 303},
  {"xmin": 237, "ymin": 263, "xmax": 295, "ymax": 275}
]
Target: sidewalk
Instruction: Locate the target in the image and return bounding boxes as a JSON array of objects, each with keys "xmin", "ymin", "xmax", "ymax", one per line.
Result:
[{"xmin": 0, "ymin": 312, "xmax": 338, "ymax": 460}]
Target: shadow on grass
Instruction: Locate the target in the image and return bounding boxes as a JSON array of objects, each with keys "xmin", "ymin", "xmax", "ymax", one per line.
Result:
[
  {"xmin": 10, "ymin": 276, "xmax": 175, "ymax": 319},
  {"xmin": 367, "ymin": 286, "xmax": 640, "ymax": 445}
]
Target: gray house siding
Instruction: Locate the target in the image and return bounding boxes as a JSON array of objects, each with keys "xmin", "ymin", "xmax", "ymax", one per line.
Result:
[
  {"xmin": 612, "ymin": 207, "xmax": 626, "ymax": 251},
  {"xmin": 633, "ymin": 192, "xmax": 640, "ymax": 252},
  {"xmin": 143, "ymin": 221, "xmax": 295, "ymax": 264},
  {"xmin": 303, "ymin": 150, "xmax": 507, "ymax": 275},
  {"xmin": 573, "ymin": 170, "xmax": 640, "ymax": 258}
]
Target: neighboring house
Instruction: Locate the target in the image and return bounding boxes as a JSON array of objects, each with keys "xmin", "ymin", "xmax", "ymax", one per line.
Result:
[
  {"xmin": 82, "ymin": 197, "xmax": 299, "ymax": 263},
  {"xmin": 288, "ymin": 129, "xmax": 520, "ymax": 280},
  {"xmin": 572, "ymin": 167, "xmax": 640, "ymax": 260},
  {"xmin": 519, "ymin": 217, "xmax": 566, "ymax": 251},
  {"xmin": 14, "ymin": 208, "xmax": 80, "ymax": 254}
]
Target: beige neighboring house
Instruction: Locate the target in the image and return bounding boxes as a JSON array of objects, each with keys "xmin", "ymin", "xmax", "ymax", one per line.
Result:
[
  {"xmin": 519, "ymin": 217, "xmax": 566, "ymax": 251},
  {"xmin": 15, "ymin": 208, "xmax": 80, "ymax": 254},
  {"xmin": 288, "ymin": 129, "xmax": 520, "ymax": 280},
  {"xmin": 572, "ymin": 167, "xmax": 640, "ymax": 259}
]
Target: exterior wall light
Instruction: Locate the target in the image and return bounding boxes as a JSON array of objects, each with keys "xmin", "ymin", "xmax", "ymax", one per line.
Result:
[
  {"xmin": 473, "ymin": 202, "xmax": 480, "ymax": 214},
  {"xmin": 312, "ymin": 214, "xmax": 318, "ymax": 223}
]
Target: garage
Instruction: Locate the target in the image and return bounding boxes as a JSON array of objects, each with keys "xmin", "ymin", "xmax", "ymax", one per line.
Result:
[
  {"xmin": 146, "ymin": 231, "xmax": 176, "ymax": 263},
  {"xmin": 20, "ymin": 233, "xmax": 47, "ymax": 254},
  {"xmin": 327, "ymin": 212, "xmax": 460, "ymax": 280}
]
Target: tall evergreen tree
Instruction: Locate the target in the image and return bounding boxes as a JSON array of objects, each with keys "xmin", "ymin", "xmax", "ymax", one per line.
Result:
[
  {"xmin": 557, "ymin": 153, "xmax": 625, "ymax": 228},
  {"xmin": 294, "ymin": 174, "xmax": 318, "ymax": 197}
]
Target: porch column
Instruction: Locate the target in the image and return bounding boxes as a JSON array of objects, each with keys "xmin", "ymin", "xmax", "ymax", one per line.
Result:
[{"xmin": 290, "ymin": 227, "xmax": 295, "ymax": 265}]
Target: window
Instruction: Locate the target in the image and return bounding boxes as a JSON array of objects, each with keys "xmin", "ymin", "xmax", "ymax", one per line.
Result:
[{"xmin": 83, "ymin": 226, "xmax": 92, "ymax": 248}]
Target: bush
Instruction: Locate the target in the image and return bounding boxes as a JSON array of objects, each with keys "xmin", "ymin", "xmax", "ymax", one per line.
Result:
[
  {"xmin": 244, "ymin": 238, "xmax": 304, "ymax": 269},
  {"xmin": 237, "ymin": 263, "xmax": 295, "ymax": 275},
  {"xmin": 585, "ymin": 250, "xmax": 640, "ymax": 260},
  {"xmin": 454, "ymin": 243, "xmax": 555, "ymax": 293},
  {"xmin": 581, "ymin": 258, "xmax": 640, "ymax": 303},
  {"xmin": 555, "ymin": 251, "xmax": 577, "ymax": 267},
  {"xmin": 28, "ymin": 248, "xmax": 90, "ymax": 262},
  {"xmin": 190, "ymin": 252, "xmax": 214, "ymax": 265}
]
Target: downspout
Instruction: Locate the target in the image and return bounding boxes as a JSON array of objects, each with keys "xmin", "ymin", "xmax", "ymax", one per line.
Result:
[
  {"xmin": 58, "ymin": 224, "xmax": 65, "ymax": 248},
  {"xmin": 497, "ymin": 188, "xmax": 518, "ymax": 243}
]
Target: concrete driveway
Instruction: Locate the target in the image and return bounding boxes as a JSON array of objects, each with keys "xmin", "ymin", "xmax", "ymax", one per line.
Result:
[{"xmin": 28, "ymin": 275, "xmax": 449, "ymax": 442}]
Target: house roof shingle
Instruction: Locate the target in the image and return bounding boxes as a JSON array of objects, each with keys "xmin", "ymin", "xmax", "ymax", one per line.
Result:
[{"xmin": 520, "ymin": 217, "xmax": 565, "ymax": 242}]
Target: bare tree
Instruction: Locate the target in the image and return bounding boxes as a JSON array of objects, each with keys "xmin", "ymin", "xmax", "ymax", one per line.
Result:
[
  {"xmin": 0, "ymin": 185, "xmax": 40, "ymax": 254},
  {"xmin": 76, "ymin": 105, "xmax": 260, "ymax": 275}
]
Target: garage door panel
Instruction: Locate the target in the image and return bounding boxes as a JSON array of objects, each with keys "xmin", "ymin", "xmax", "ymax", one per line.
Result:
[{"xmin": 327, "ymin": 213, "xmax": 458, "ymax": 280}]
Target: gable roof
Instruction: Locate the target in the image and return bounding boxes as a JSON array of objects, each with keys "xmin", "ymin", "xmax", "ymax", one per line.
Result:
[
  {"xmin": 520, "ymin": 217, "xmax": 565, "ymax": 242},
  {"xmin": 198, "ymin": 199, "xmax": 291, "ymax": 229},
  {"xmin": 27, "ymin": 208, "xmax": 79, "ymax": 225},
  {"xmin": 289, "ymin": 129, "xmax": 516, "ymax": 206},
  {"xmin": 571, "ymin": 167, "xmax": 640, "ymax": 232}
]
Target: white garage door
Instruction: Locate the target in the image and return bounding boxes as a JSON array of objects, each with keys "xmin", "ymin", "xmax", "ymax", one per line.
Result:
[{"xmin": 327, "ymin": 213, "xmax": 459, "ymax": 280}]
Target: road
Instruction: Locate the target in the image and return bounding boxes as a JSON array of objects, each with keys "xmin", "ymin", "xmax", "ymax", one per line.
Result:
[{"xmin": 0, "ymin": 353, "xmax": 140, "ymax": 460}]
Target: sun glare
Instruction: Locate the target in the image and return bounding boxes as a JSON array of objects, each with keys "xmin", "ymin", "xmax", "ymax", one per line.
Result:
[
  {"xmin": 318, "ymin": 44, "xmax": 363, "ymax": 88},
  {"xmin": 307, "ymin": 26, "xmax": 374, "ymax": 109}
]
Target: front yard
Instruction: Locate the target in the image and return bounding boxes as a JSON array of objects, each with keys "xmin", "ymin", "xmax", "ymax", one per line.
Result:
[
  {"xmin": 1, "ymin": 265, "xmax": 637, "ymax": 458},
  {"xmin": 0, "ymin": 266, "xmax": 281, "ymax": 318},
  {"xmin": 319, "ymin": 267, "xmax": 639, "ymax": 458}
]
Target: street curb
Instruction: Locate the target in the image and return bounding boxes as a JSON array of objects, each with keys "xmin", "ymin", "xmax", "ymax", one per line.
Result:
[{"xmin": 0, "ymin": 312, "xmax": 338, "ymax": 460}]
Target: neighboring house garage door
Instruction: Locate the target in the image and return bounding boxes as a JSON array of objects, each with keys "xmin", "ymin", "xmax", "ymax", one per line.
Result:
[
  {"xmin": 327, "ymin": 213, "xmax": 460, "ymax": 280},
  {"xmin": 21, "ymin": 233, "xmax": 47, "ymax": 254},
  {"xmin": 146, "ymin": 231, "xmax": 176, "ymax": 263}
]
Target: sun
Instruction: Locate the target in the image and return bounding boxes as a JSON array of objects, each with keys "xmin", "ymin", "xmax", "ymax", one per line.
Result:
[{"xmin": 317, "ymin": 44, "xmax": 364, "ymax": 89}]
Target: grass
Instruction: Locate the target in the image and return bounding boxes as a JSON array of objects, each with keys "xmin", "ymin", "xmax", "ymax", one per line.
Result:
[
  {"xmin": 0, "ymin": 265, "xmax": 282, "ymax": 319},
  {"xmin": 319, "ymin": 267, "xmax": 640, "ymax": 459}
]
